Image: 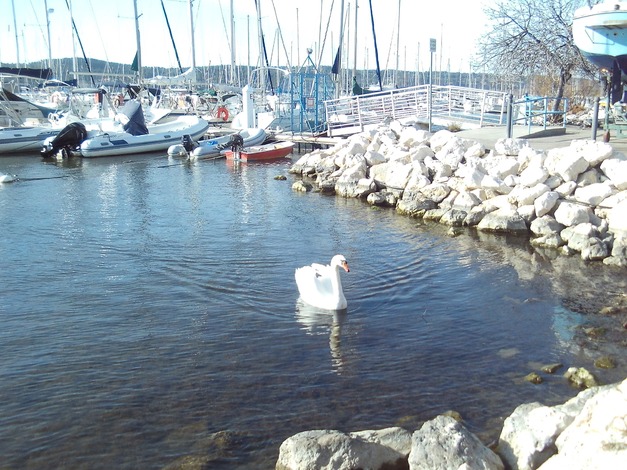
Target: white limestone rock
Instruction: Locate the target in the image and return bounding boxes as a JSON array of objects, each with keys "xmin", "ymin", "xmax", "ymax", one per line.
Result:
[
  {"xmin": 409, "ymin": 415, "xmax": 504, "ymax": 470},
  {"xmin": 573, "ymin": 182, "xmax": 614, "ymax": 206},
  {"xmin": 477, "ymin": 207, "xmax": 528, "ymax": 232},
  {"xmin": 568, "ymin": 139, "xmax": 614, "ymax": 166},
  {"xmin": 515, "ymin": 183, "xmax": 551, "ymax": 206},
  {"xmin": 364, "ymin": 150, "xmax": 386, "ymax": 167},
  {"xmin": 429, "ymin": 129, "xmax": 456, "ymax": 152},
  {"xmin": 534, "ymin": 191, "xmax": 560, "ymax": 217},
  {"xmin": 498, "ymin": 402, "xmax": 570, "ymax": 470},
  {"xmin": 519, "ymin": 166, "xmax": 549, "ymax": 187},
  {"xmin": 600, "ymin": 156, "xmax": 627, "ymax": 190},
  {"xmin": 488, "ymin": 156, "xmax": 520, "ymax": 180},
  {"xmin": 419, "ymin": 183, "xmax": 451, "ymax": 203},
  {"xmin": 540, "ymin": 379, "xmax": 627, "ymax": 470},
  {"xmin": 276, "ymin": 427, "xmax": 412, "ymax": 470},
  {"xmin": 607, "ymin": 198, "xmax": 627, "ymax": 233},
  {"xmin": 495, "ymin": 137, "xmax": 529, "ymax": 156},
  {"xmin": 517, "ymin": 146, "xmax": 546, "ymax": 171},
  {"xmin": 530, "ymin": 215, "xmax": 565, "ymax": 236},
  {"xmin": 553, "ymin": 201, "xmax": 591, "ymax": 227}
]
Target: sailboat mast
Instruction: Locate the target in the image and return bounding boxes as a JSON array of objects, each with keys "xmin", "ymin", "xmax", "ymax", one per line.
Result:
[
  {"xmin": 230, "ymin": 0, "xmax": 235, "ymax": 85},
  {"xmin": 395, "ymin": 0, "xmax": 400, "ymax": 86},
  {"xmin": 353, "ymin": 0, "xmax": 358, "ymax": 79},
  {"xmin": 44, "ymin": 0, "xmax": 53, "ymax": 71},
  {"xmin": 10, "ymin": 0, "xmax": 20, "ymax": 67},
  {"xmin": 133, "ymin": 0, "xmax": 142, "ymax": 83},
  {"xmin": 189, "ymin": 0, "xmax": 196, "ymax": 70}
]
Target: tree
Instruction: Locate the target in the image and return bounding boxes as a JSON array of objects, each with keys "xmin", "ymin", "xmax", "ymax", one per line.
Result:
[{"xmin": 477, "ymin": 0, "xmax": 597, "ymax": 111}]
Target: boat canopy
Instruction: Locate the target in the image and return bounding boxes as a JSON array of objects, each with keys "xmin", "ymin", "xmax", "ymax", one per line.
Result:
[{"xmin": 119, "ymin": 100, "xmax": 148, "ymax": 136}]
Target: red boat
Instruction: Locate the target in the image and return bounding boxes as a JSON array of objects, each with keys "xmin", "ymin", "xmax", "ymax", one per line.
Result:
[{"xmin": 225, "ymin": 140, "xmax": 295, "ymax": 162}]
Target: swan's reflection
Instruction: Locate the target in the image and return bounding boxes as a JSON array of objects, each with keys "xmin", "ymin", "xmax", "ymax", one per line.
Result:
[{"xmin": 295, "ymin": 299, "xmax": 347, "ymax": 374}]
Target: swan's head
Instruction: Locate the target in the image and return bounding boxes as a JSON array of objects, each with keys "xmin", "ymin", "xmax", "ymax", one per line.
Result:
[{"xmin": 332, "ymin": 254, "xmax": 350, "ymax": 272}]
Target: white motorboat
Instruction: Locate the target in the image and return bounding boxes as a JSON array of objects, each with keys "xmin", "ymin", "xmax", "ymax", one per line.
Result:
[
  {"xmin": 573, "ymin": 1, "xmax": 627, "ymax": 74},
  {"xmin": 0, "ymin": 125, "xmax": 62, "ymax": 154},
  {"xmin": 167, "ymin": 127, "xmax": 266, "ymax": 159},
  {"xmin": 41, "ymin": 100, "xmax": 209, "ymax": 158}
]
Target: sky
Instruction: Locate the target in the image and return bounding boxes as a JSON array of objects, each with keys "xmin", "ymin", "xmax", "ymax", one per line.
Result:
[{"xmin": 0, "ymin": 0, "xmax": 490, "ymax": 75}]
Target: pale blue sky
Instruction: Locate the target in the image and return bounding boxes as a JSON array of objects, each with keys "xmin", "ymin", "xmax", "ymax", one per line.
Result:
[{"xmin": 0, "ymin": 0, "xmax": 489, "ymax": 73}]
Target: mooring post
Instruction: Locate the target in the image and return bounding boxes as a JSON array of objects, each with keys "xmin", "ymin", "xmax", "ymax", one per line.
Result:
[
  {"xmin": 506, "ymin": 94, "xmax": 513, "ymax": 139},
  {"xmin": 592, "ymin": 97, "xmax": 600, "ymax": 141}
]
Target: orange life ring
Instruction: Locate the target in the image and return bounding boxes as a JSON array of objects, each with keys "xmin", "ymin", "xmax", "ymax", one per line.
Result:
[{"xmin": 217, "ymin": 106, "xmax": 229, "ymax": 121}]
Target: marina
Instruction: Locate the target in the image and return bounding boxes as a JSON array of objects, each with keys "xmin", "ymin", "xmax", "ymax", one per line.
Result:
[{"xmin": 1, "ymin": 0, "xmax": 627, "ymax": 467}]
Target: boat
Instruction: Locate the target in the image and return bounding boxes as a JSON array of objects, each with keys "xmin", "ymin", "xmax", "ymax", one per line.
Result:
[
  {"xmin": 0, "ymin": 125, "xmax": 62, "ymax": 154},
  {"xmin": 167, "ymin": 127, "xmax": 267, "ymax": 159},
  {"xmin": 573, "ymin": 1, "xmax": 627, "ymax": 102},
  {"xmin": 573, "ymin": 1, "xmax": 627, "ymax": 73},
  {"xmin": 224, "ymin": 140, "xmax": 294, "ymax": 162},
  {"xmin": 41, "ymin": 100, "xmax": 209, "ymax": 158}
]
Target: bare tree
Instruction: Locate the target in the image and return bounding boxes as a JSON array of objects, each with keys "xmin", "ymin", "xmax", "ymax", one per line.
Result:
[{"xmin": 477, "ymin": 0, "xmax": 597, "ymax": 111}]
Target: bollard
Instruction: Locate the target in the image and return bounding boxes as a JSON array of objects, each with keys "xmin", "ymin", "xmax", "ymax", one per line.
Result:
[{"xmin": 592, "ymin": 97, "xmax": 600, "ymax": 141}]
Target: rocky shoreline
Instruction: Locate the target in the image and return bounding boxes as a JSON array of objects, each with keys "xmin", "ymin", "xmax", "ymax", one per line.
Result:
[
  {"xmin": 280, "ymin": 121, "xmax": 627, "ymax": 469},
  {"xmin": 276, "ymin": 377, "xmax": 626, "ymax": 470},
  {"xmin": 288, "ymin": 120, "xmax": 627, "ymax": 267}
]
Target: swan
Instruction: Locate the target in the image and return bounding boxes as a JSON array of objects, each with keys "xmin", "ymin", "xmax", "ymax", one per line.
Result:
[{"xmin": 295, "ymin": 255, "xmax": 350, "ymax": 310}]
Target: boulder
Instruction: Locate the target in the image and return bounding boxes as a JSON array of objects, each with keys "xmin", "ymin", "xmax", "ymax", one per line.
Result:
[
  {"xmin": 495, "ymin": 138, "xmax": 529, "ymax": 156},
  {"xmin": 409, "ymin": 415, "xmax": 504, "ymax": 470},
  {"xmin": 534, "ymin": 191, "xmax": 560, "ymax": 217},
  {"xmin": 530, "ymin": 215, "xmax": 565, "ymax": 236},
  {"xmin": 477, "ymin": 207, "xmax": 528, "ymax": 233},
  {"xmin": 600, "ymin": 156, "xmax": 627, "ymax": 190},
  {"xmin": 553, "ymin": 201, "xmax": 591, "ymax": 227},
  {"xmin": 276, "ymin": 427, "xmax": 412, "ymax": 470},
  {"xmin": 573, "ymin": 183, "xmax": 614, "ymax": 206}
]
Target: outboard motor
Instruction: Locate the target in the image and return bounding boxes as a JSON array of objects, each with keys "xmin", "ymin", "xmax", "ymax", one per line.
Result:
[
  {"xmin": 41, "ymin": 122, "xmax": 88, "ymax": 158},
  {"xmin": 229, "ymin": 133, "xmax": 244, "ymax": 154},
  {"xmin": 167, "ymin": 134, "xmax": 198, "ymax": 158},
  {"xmin": 181, "ymin": 134, "xmax": 197, "ymax": 152}
]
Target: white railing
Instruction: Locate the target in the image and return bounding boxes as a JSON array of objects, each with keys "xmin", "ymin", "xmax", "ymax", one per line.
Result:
[{"xmin": 324, "ymin": 85, "xmax": 508, "ymax": 137}]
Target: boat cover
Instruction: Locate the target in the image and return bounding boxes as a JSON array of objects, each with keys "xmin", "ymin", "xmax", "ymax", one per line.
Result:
[{"xmin": 118, "ymin": 100, "xmax": 148, "ymax": 136}]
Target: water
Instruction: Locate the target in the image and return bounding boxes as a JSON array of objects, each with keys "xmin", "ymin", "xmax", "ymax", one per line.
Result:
[{"xmin": 0, "ymin": 153, "xmax": 625, "ymax": 469}]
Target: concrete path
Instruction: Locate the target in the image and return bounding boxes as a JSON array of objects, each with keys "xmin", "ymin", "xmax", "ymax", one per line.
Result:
[{"xmin": 456, "ymin": 125, "xmax": 627, "ymax": 153}]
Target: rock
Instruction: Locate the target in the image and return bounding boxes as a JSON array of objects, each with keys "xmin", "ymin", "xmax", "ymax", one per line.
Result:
[
  {"xmin": 553, "ymin": 201, "xmax": 591, "ymax": 227},
  {"xmin": 564, "ymin": 367, "xmax": 599, "ymax": 389},
  {"xmin": 292, "ymin": 180, "xmax": 314, "ymax": 192},
  {"xmin": 497, "ymin": 402, "xmax": 569, "ymax": 470},
  {"xmin": 396, "ymin": 198, "xmax": 438, "ymax": 217},
  {"xmin": 409, "ymin": 415, "xmax": 504, "ymax": 470},
  {"xmin": 539, "ymin": 379, "xmax": 627, "ymax": 470},
  {"xmin": 580, "ymin": 237, "xmax": 609, "ymax": 261},
  {"xmin": 439, "ymin": 209, "xmax": 468, "ymax": 226},
  {"xmin": 573, "ymin": 182, "xmax": 614, "ymax": 206},
  {"xmin": 534, "ymin": 191, "xmax": 560, "ymax": 218},
  {"xmin": 477, "ymin": 208, "xmax": 528, "ymax": 233},
  {"xmin": 524, "ymin": 372, "xmax": 543, "ymax": 384},
  {"xmin": 519, "ymin": 166, "xmax": 549, "ymax": 187},
  {"xmin": 607, "ymin": 199, "xmax": 627, "ymax": 233},
  {"xmin": 593, "ymin": 356, "xmax": 616, "ymax": 369},
  {"xmin": 541, "ymin": 363, "xmax": 563, "ymax": 374},
  {"xmin": 600, "ymin": 156, "xmax": 627, "ymax": 190},
  {"xmin": 276, "ymin": 427, "xmax": 412, "ymax": 470},
  {"xmin": 495, "ymin": 138, "xmax": 529, "ymax": 156}
]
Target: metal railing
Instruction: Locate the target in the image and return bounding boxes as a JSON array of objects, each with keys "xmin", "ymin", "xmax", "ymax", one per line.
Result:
[
  {"xmin": 507, "ymin": 95, "xmax": 569, "ymax": 136},
  {"xmin": 324, "ymin": 85, "xmax": 508, "ymax": 136}
]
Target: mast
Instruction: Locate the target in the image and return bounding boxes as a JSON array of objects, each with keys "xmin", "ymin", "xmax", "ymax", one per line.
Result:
[
  {"xmin": 133, "ymin": 0, "xmax": 142, "ymax": 83},
  {"xmin": 230, "ymin": 0, "xmax": 235, "ymax": 85},
  {"xmin": 256, "ymin": 0, "xmax": 265, "ymax": 93},
  {"xmin": 368, "ymin": 0, "xmax": 382, "ymax": 91},
  {"xmin": 11, "ymin": 0, "xmax": 20, "ymax": 67},
  {"xmin": 353, "ymin": 0, "xmax": 358, "ymax": 79},
  {"xmin": 395, "ymin": 0, "xmax": 400, "ymax": 86},
  {"xmin": 189, "ymin": 0, "xmax": 196, "ymax": 70},
  {"xmin": 44, "ymin": 0, "xmax": 53, "ymax": 71}
]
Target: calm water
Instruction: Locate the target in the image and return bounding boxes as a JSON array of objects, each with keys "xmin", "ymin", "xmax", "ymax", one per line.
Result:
[{"xmin": 0, "ymin": 152, "xmax": 625, "ymax": 469}]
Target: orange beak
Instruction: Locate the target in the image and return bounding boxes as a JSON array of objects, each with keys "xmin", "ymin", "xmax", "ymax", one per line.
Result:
[{"xmin": 342, "ymin": 261, "xmax": 350, "ymax": 272}]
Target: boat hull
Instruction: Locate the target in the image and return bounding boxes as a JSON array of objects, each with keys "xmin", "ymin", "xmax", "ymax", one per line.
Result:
[
  {"xmin": 80, "ymin": 116, "xmax": 209, "ymax": 158},
  {"xmin": 190, "ymin": 127, "xmax": 267, "ymax": 158},
  {"xmin": 573, "ymin": 3, "xmax": 627, "ymax": 74},
  {"xmin": 0, "ymin": 126, "xmax": 61, "ymax": 154},
  {"xmin": 225, "ymin": 141, "xmax": 294, "ymax": 162}
]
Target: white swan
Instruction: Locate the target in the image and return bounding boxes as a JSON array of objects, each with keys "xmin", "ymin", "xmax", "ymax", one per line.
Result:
[{"xmin": 295, "ymin": 255, "xmax": 350, "ymax": 310}]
